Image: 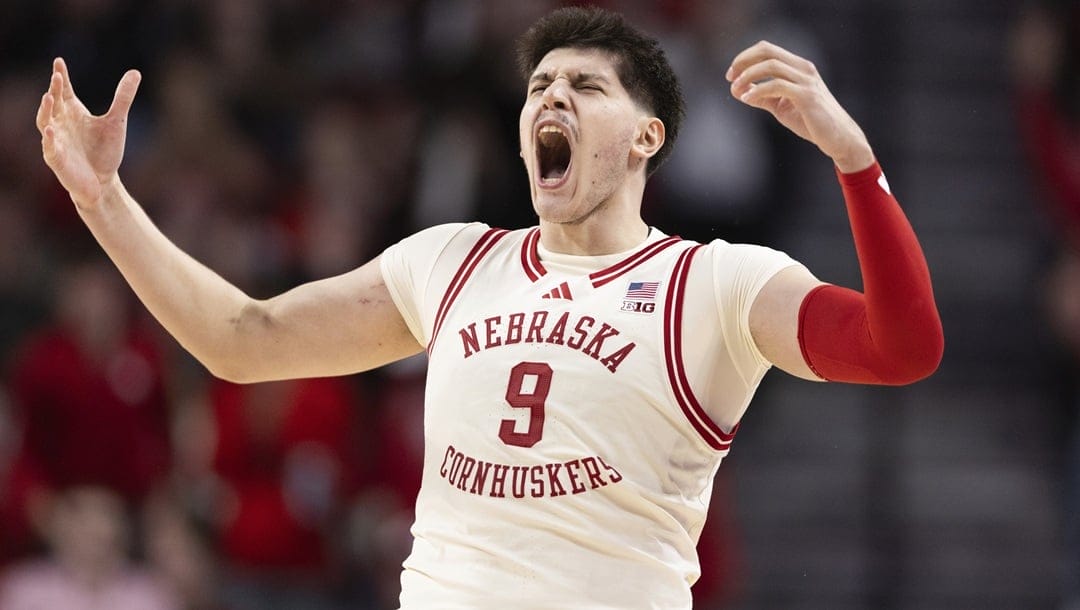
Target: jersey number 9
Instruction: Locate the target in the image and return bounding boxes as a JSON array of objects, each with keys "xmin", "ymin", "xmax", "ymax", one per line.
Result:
[{"xmin": 499, "ymin": 362, "xmax": 553, "ymax": 448}]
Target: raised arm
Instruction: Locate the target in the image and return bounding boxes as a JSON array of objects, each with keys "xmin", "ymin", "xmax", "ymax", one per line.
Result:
[
  {"xmin": 37, "ymin": 58, "xmax": 422, "ymax": 383},
  {"xmin": 727, "ymin": 42, "xmax": 943, "ymax": 385}
]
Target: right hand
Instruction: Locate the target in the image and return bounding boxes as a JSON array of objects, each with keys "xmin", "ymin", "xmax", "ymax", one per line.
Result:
[
  {"xmin": 36, "ymin": 58, "xmax": 141, "ymax": 210},
  {"xmin": 726, "ymin": 41, "xmax": 873, "ymax": 173}
]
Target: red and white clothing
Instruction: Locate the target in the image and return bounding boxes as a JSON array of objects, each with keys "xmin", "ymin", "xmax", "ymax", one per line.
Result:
[{"xmin": 380, "ymin": 224, "xmax": 800, "ymax": 609}]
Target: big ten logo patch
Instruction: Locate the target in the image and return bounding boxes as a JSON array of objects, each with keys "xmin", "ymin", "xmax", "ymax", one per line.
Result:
[{"xmin": 620, "ymin": 300, "xmax": 655, "ymax": 314}]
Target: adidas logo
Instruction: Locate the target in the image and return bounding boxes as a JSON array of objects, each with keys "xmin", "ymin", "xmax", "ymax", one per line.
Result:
[{"xmin": 541, "ymin": 281, "xmax": 573, "ymax": 300}]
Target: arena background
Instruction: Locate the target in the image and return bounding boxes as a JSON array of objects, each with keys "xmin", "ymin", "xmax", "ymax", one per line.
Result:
[{"xmin": 0, "ymin": 1, "xmax": 1071, "ymax": 609}]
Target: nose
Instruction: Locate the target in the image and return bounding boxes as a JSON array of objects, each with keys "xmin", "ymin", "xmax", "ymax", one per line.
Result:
[{"xmin": 541, "ymin": 78, "xmax": 570, "ymax": 111}]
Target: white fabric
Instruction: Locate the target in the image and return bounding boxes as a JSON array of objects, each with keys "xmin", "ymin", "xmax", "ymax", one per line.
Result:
[{"xmin": 380, "ymin": 223, "xmax": 800, "ymax": 609}]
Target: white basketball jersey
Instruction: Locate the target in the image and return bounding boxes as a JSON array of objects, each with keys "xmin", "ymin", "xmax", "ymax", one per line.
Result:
[{"xmin": 380, "ymin": 223, "xmax": 799, "ymax": 609}]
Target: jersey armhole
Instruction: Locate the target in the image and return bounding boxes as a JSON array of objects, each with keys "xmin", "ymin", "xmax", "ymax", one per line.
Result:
[
  {"xmin": 379, "ymin": 222, "xmax": 485, "ymax": 348},
  {"xmin": 663, "ymin": 244, "xmax": 738, "ymax": 453},
  {"xmin": 379, "ymin": 254, "xmax": 426, "ymax": 346},
  {"xmin": 712, "ymin": 242, "xmax": 802, "ymax": 380},
  {"xmin": 426, "ymin": 227, "xmax": 511, "ymax": 355}
]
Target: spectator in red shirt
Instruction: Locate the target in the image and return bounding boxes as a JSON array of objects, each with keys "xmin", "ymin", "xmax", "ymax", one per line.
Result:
[
  {"xmin": 2, "ymin": 257, "xmax": 171, "ymax": 560},
  {"xmin": 1010, "ymin": 3, "xmax": 1080, "ymax": 607},
  {"xmin": 204, "ymin": 375, "xmax": 368, "ymax": 610}
]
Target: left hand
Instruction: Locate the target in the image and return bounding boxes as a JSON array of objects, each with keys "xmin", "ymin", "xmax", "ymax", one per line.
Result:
[{"xmin": 727, "ymin": 41, "xmax": 873, "ymax": 173}]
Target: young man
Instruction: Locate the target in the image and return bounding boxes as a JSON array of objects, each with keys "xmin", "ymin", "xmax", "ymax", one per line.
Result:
[{"xmin": 36, "ymin": 6, "xmax": 942, "ymax": 609}]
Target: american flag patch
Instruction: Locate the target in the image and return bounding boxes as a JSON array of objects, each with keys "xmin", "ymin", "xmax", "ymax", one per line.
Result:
[{"xmin": 625, "ymin": 281, "xmax": 660, "ymax": 300}]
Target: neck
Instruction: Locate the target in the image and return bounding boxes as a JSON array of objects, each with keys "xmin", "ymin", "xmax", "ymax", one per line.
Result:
[
  {"xmin": 539, "ymin": 216, "xmax": 649, "ymax": 256},
  {"xmin": 537, "ymin": 175, "xmax": 649, "ymax": 256}
]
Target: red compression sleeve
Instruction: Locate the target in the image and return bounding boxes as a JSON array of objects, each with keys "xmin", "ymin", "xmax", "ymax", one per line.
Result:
[{"xmin": 797, "ymin": 162, "xmax": 944, "ymax": 385}]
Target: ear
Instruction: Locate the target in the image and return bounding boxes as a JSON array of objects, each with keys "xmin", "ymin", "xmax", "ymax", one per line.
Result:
[{"xmin": 630, "ymin": 116, "xmax": 665, "ymax": 162}]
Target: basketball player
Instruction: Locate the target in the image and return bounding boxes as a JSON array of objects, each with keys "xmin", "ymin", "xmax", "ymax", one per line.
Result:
[{"xmin": 36, "ymin": 7, "xmax": 943, "ymax": 609}]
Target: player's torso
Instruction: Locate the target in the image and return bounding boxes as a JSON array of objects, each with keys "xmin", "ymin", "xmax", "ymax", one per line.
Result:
[{"xmin": 402, "ymin": 227, "xmax": 724, "ymax": 609}]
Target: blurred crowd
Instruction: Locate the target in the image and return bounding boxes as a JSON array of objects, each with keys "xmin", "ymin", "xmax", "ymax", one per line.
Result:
[
  {"xmin": 0, "ymin": 0, "xmax": 825, "ymax": 608},
  {"xmin": 1011, "ymin": 2, "xmax": 1080, "ymax": 609},
  {"xmin": 0, "ymin": 0, "xmax": 1075, "ymax": 608}
]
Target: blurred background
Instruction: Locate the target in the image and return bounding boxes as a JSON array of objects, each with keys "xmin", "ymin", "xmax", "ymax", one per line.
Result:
[{"xmin": 0, "ymin": 0, "xmax": 1074, "ymax": 608}]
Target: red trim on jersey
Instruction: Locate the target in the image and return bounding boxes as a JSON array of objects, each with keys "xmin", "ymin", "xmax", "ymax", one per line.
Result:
[
  {"xmin": 590, "ymin": 236, "xmax": 682, "ymax": 288},
  {"xmin": 519, "ymin": 228, "xmax": 681, "ymax": 286},
  {"xmin": 663, "ymin": 245, "xmax": 737, "ymax": 452},
  {"xmin": 520, "ymin": 228, "xmax": 546, "ymax": 282},
  {"xmin": 428, "ymin": 228, "xmax": 510, "ymax": 355}
]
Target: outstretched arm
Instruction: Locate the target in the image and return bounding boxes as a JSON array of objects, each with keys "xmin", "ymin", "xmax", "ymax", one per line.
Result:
[
  {"xmin": 37, "ymin": 58, "xmax": 422, "ymax": 383},
  {"xmin": 727, "ymin": 42, "xmax": 943, "ymax": 385}
]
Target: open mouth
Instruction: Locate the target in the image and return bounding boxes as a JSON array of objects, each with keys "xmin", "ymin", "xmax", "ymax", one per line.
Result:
[{"xmin": 536, "ymin": 124, "xmax": 572, "ymax": 186}]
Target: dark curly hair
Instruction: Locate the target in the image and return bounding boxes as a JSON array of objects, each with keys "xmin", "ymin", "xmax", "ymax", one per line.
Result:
[{"xmin": 515, "ymin": 6, "xmax": 686, "ymax": 178}]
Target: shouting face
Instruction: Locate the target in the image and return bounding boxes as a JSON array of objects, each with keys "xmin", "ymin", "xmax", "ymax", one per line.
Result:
[{"xmin": 519, "ymin": 47, "xmax": 662, "ymax": 226}]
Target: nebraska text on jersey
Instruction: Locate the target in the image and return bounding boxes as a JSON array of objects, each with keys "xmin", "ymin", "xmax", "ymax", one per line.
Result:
[{"xmin": 456, "ymin": 310, "xmax": 637, "ymax": 373}]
